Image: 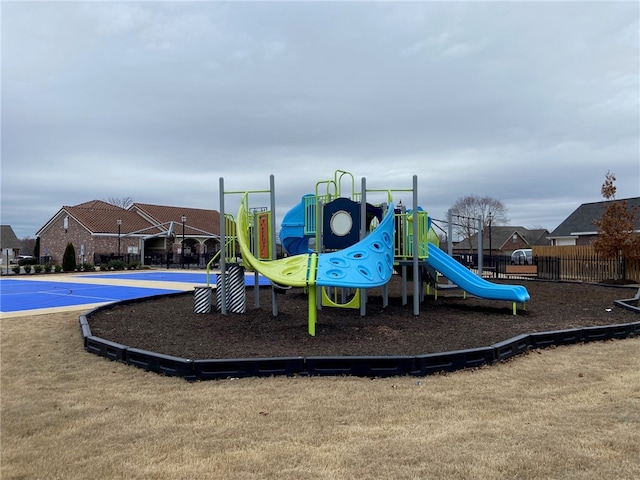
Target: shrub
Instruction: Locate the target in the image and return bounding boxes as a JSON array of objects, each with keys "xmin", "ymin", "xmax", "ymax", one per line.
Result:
[
  {"xmin": 54, "ymin": 264, "xmax": 62, "ymax": 273},
  {"xmin": 23, "ymin": 265, "xmax": 32, "ymax": 274},
  {"xmin": 62, "ymin": 242, "xmax": 76, "ymax": 272},
  {"xmin": 81, "ymin": 262, "xmax": 95, "ymax": 272},
  {"xmin": 18, "ymin": 257, "xmax": 38, "ymax": 266},
  {"xmin": 127, "ymin": 261, "xmax": 141, "ymax": 270},
  {"xmin": 44, "ymin": 263, "xmax": 53, "ymax": 273},
  {"xmin": 99, "ymin": 263, "xmax": 109, "ymax": 271},
  {"xmin": 12, "ymin": 265, "xmax": 20, "ymax": 274},
  {"xmin": 33, "ymin": 264, "xmax": 43, "ymax": 274},
  {"xmin": 106, "ymin": 259, "xmax": 127, "ymax": 271}
]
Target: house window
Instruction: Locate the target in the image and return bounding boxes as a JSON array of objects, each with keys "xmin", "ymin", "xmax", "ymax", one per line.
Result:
[
  {"xmin": 512, "ymin": 234, "xmax": 517, "ymax": 243},
  {"xmin": 63, "ymin": 216, "xmax": 69, "ymax": 233}
]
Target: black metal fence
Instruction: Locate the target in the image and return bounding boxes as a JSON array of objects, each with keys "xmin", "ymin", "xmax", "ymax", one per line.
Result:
[
  {"xmin": 94, "ymin": 254, "xmax": 142, "ymax": 267},
  {"xmin": 145, "ymin": 253, "xmax": 221, "ymax": 269},
  {"xmin": 92, "ymin": 247, "xmax": 640, "ymax": 282}
]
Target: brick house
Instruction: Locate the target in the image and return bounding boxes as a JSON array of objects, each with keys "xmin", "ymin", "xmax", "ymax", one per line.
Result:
[
  {"xmin": 454, "ymin": 226, "xmax": 550, "ymax": 255},
  {"xmin": 130, "ymin": 203, "xmax": 221, "ymax": 265},
  {"xmin": 1, "ymin": 225, "xmax": 23, "ymax": 264},
  {"xmin": 35, "ymin": 201, "xmax": 221, "ymax": 266},
  {"xmin": 548, "ymin": 197, "xmax": 640, "ymax": 246}
]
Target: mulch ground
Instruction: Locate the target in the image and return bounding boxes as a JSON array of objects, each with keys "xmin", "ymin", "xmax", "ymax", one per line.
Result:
[{"xmin": 87, "ymin": 278, "xmax": 640, "ymax": 360}]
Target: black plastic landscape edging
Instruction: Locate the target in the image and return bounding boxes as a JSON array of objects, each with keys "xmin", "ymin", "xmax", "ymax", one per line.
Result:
[
  {"xmin": 194, "ymin": 357, "xmax": 305, "ymax": 380},
  {"xmin": 611, "ymin": 286, "xmax": 640, "ymax": 313},
  {"xmin": 80, "ymin": 303, "xmax": 640, "ymax": 381}
]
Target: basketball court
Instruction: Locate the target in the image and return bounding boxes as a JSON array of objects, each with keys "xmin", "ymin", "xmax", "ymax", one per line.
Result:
[{"xmin": 0, "ymin": 270, "xmax": 269, "ymax": 318}]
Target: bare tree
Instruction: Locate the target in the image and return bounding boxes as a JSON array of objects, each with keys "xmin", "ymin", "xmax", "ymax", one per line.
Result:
[
  {"xmin": 20, "ymin": 237, "xmax": 36, "ymax": 256},
  {"xmin": 449, "ymin": 195, "xmax": 508, "ymax": 245},
  {"xmin": 593, "ymin": 171, "xmax": 640, "ymax": 262},
  {"xmin": 106, "ymin": 196, "xmax": 134, "ymax": 209}
]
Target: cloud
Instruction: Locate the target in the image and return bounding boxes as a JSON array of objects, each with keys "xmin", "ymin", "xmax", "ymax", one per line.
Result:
[{"xmin": 1, "ymin": 1, "xmax": 638, "ymax": 239}]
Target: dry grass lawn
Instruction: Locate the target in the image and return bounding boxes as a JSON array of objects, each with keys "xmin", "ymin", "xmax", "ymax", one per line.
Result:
[{"xmin": 1, "ymin": 310, "xmax": 639, "ymax": 479}]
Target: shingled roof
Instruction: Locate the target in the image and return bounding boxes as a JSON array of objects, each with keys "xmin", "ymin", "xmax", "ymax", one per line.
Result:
[
  {"xmin": 36, "ymin": 200, "xmax": 221, "ymax": 238},
  {"xmin": 64, "ymin": 201, "xmax": 158, "ymax": 235},
  {"xmin": 455, "ymin": 226, "xmax": 550, "ymax": 251},
  {"xmin": 132, "ymin": 203, "xmax": 220, "ymax": 237},
  {"xmin": 549, "ymin": 197, "xmax": 640, "ymax": 238},
  {"xmin": 1, "ymin": 225, "xmax": 21, "ymax": 249}
]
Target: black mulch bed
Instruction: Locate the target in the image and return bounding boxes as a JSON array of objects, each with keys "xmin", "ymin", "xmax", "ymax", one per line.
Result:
[{"xmin": 87, "ymin": 278, "xmax": 639, "ymax": 360}]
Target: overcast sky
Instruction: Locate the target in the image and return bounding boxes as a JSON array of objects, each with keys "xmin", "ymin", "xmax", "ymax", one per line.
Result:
[{"xmin": 2, "ymin": 1, "xmax": 639, "ymax": 239}]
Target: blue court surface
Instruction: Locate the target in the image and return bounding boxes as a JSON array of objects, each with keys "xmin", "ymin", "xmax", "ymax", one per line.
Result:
[
  {"xmin": 81, "ymin": 271, "xmax": 271, "ymax": 286},
  {"xmin": 0, "ymin": 271, "xmax": 271, "ymax": 314},
  {"xmin": 0, "ymin": 279, "xmax": 182, "ymax": 313}
]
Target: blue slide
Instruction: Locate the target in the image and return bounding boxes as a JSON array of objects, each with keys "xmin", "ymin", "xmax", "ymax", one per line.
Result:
[
  {"xmin": 426, "ymin": 243, "xmax": 530, "ymax": 303},
  {"xmin": 280, "ymin": 195, "xmax": 314, "ymax": 256}
]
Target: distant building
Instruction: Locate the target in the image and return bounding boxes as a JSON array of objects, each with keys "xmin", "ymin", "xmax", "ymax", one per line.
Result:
[
  {"xmin": 454, "ymin": 226, "xmax": 550, "ymax": 255},
  {"xmin": 0, "ymin": 225, "xmax": 22, "ymax": 264},
  {"xmin": 35, "ymin": 200, "xmax": 221, "ymax": 266},
  {"xmin": 548, "ymin": 197, "xmax": 640, "ymax": 246}
]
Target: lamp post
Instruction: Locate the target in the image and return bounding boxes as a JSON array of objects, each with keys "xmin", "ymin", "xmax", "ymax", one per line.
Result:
[
  {"xmin": 181, "ymin": 215, "xmax": 186, "ymax": 269},
  {"xmin": 117, "ymin": 219, "xmax": 122, "ymax": 258},
  {"xmin": 488, "ymin": 212, "xmax": 493, "ymax": 263}
]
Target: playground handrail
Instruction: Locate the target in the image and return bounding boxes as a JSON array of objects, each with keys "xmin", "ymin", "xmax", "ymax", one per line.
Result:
[
  {"xmin": 315, "ymin": 179, "xmax": 338, "ymax": 199},
  {"xmin": 205, "ymin": 235, "xmax": 238, "ymax": 286},
  {"xmin": 334, "ymin": 169, "xmax": 356, "ymax": 199},
  {"xmin": 394, "ymin": 209, "xmax": 430, "ymax": 260}
]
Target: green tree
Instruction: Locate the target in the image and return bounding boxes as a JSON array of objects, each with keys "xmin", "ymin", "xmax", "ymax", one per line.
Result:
[
  {"xmin": 592, "ymin": 172, "xmax": 640, "ymax": 281},
  {"xmin": 62, "ymin": 242, "xmax": 77, "ymax": 272},
  {"xmin": 20, "ymin": 237, "xmax": 36, "ymax": 256}
]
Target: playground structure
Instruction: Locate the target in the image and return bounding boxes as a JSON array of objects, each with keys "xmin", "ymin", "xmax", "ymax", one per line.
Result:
[{"xmin": 213, "ymin": 170, "xmax": 530, "ymax": 336}]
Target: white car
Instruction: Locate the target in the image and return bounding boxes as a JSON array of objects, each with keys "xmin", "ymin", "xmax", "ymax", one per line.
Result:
[{"xmin": 511, "ymin": 249, "xmax": 533, "ymax": 265}]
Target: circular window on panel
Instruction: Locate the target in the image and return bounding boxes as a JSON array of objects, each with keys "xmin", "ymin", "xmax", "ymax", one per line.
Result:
[{"xmin": 330, "ymin": 210, "xmax": 353, "ymax": 236}]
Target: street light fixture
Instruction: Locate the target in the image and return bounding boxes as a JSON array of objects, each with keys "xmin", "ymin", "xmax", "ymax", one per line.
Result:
[
  {"xmin": 488, "ymin": 212, "xmax": 493, "ymax": 259},
  {"xmin": 117, "ymin": 219, "xmax": 122, "ymax": 258},
  {"xmin": 181, "ymin": 215, "xmax": 187, "ymax": 269}
]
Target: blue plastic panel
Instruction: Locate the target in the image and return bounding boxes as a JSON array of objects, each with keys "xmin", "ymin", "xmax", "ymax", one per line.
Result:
[{"xmin": 316, "ymin": 202, "xmax": 395, "ymax": 288}]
